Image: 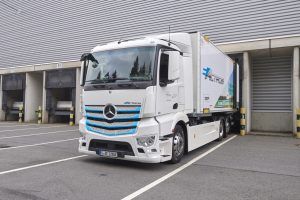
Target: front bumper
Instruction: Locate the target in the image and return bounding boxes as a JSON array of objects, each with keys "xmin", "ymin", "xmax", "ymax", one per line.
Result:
[{"xmin": 78, "ymin": 118, "xmax": 173, "ymax": 163}]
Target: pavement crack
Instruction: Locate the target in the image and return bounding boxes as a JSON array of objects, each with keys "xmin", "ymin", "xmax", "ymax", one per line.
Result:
[{"xmin": 192, "ymin": 163, "xmax": 300, "ymax": 178}]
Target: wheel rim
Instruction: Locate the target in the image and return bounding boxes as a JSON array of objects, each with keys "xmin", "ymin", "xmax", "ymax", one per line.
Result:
[{"xmin": 173, "ymin": 129, "xmax": 184, "ymax": 157}]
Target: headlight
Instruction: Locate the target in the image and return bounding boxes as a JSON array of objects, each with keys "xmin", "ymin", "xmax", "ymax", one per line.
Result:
[{"xmin": 136, "ymin": 135, "xmax": 156, "ymax": 147}]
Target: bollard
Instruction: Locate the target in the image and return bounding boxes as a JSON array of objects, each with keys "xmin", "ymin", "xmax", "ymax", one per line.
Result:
[
  {"xmin": 296, "ymin": 109, "xmax": 300, "ymax": 139},
  {"xmin": 69, "ymin": 106, "xmax": 74, "ymax": 126},
  {"xmin": 18, "ymin": 105, "xmax": 23, "ymax": 123},
  {"xmin": 240, "ymin": 107, "xmax": 246, "ymax": 136},
  {"xmin": 36, "ymin": 106, "xmax": 42, "ymax": 124}
]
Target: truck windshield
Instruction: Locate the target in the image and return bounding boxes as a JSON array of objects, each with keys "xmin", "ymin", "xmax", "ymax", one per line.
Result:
[{"xmin": 85, "ymin": 46, "xmax": 156, "ymax": 83}]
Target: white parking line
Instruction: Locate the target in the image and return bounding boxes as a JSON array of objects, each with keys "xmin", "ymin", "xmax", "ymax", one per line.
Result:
[
  {"xmin": 0, "ymin": 125, "xmax": 69, "ymax": 133},
  {"xmin": 0, "ymin": 155, "xmax": 88, "ymax": 175},
  {"xmin": 0, "ymin": 129, "xmax": 77, "ymax": 140},
  {"xmin": 0, "ymin": 138, "xmax": 79, "ymax": 151},
  {"xmin": 0, "ymin": 122, "xmax": 30, "ymax": 125},
  {"xmin": 122, "ymin": 135, "xmax": 237, "ymax": 200},
  {"xmin": 0, "ymin": 122, "xmax": 62, "ymax": 128},
  {"xmin": 0, "ymin": 124, "xmax": 46, "ymax": 128}
]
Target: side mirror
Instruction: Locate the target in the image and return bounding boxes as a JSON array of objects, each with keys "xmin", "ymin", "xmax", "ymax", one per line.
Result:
[
  {"xmin": 80, "ymin": 60, "xmax": 86, "ymax": 86},
  {"xmin": 167, "ymin": 51, "xmax": 180, "ymax": 81},
  {"xmin": 79, "ymin": 53, "xmax": 97, "ymax": 86}
]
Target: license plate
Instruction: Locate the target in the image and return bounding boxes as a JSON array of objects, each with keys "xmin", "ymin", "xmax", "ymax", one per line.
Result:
[{"xmin": 97, "ymin": 150, "xmax": 118, "ymax": 158}]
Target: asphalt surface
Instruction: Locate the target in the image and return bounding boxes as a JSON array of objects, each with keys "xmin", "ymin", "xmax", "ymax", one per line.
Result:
[{"xmin": 0, "ymin": 122, "xmax": 299, "ymax": 200}]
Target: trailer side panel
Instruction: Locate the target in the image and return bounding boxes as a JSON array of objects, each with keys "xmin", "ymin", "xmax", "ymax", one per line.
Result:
[{"xmin": 199, "ymin": 36, "xmax": 235, "ymax": 113}]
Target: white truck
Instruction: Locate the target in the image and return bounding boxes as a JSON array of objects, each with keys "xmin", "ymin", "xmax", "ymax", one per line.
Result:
[{"xmin": 78, "ymin": 32, "xmax": 239, "ymax": 163}]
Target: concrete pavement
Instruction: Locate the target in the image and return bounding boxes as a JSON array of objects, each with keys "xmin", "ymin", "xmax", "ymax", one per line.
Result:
[{"xmin": 0, "ymin": 122, "xmax": 299, "ymax": 200}]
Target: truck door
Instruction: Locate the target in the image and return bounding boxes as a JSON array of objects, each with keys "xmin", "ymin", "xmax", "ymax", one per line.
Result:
[{"xmin": 156, "ymin": 50, "xmax": 181, "ymax": 115}]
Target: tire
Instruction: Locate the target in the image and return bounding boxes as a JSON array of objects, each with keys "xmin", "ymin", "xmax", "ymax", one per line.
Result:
[
  {"xmin": 217, "ymin": 119, "xmax": 225, "ymax": 141},
  {"xmin": 170, "ymin": 125, "xmax": 185, "ymax": 164},
  {"xmin": 223, "ymin": 116, "xmax": 231, "ymax": 138}
]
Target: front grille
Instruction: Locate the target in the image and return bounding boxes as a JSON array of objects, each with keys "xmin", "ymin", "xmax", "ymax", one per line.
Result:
[
  {"xmin": 89, "ymin": 139, "xmax": 135, "ymax": 156},
  {"xmin": 85, "ymin": 105, "xmax": 141, "ymax": 136}
]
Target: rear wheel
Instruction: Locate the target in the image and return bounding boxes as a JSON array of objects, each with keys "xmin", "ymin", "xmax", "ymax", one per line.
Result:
[
  {"xmin": 223, "ymin": 116, "xmax": 231, "ymax": 138},
  {"xmin": 170, "ymin": 125, "xmax": 185, "ymax": 164},
  {"xmin": 217, "ymin": 119, "xmax": 225, "ymax": 141}
]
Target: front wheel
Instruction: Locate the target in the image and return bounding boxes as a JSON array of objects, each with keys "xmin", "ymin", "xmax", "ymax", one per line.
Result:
[{"xmin": 170, "ymin": 125, "xmax": 185, "ymax": 164}]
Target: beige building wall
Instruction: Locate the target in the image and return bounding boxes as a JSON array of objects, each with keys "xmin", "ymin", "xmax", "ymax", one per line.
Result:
[
  {"xmin": 24, "ymin": 72, "xmax": 44, "ymax": 122},
  {"xmin": 75, "ymin": 67, "xmax": 82, "ymax": 124},
  {"xmin": 42, "ymin": 71, "xmax": 49, "ymax": 123},
  {"xmin": 292, "ymin": 47, "xmax": 300, "ymax": 134},
  {"xmin": 0, "ymin": 76, "xmax": 5, "ymax": 120}
]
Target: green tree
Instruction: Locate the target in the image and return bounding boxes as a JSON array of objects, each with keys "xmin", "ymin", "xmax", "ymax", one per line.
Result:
[
  {"xmin": 96, "ymin": 71, "xmax": 101, "ymax": 79},
  {"xmin": 147, "ymin": 61, "xmax": 152, "ymax": 78},
  {"xmin": 112, "ymin": 70, "xmax": 117, "ymax": 79},
  {"xmin": 130, "ymin": 56, "xmax": 139, "ymax": 77},
  {"xmin": 139, "ymin": 62, "xmax": 146, "ymax": 76}
]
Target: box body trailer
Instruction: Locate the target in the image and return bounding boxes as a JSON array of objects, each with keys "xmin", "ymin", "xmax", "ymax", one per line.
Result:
[
  {"xmin": 190, "ymin": 34, "xmax": 239, "ymax": 114},
  {"xmin": 78, "ymin": 32, "xmax": 239, "ymax": 163}
]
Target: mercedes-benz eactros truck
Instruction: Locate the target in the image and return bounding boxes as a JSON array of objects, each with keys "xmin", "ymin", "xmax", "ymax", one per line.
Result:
[{"xmin": 78, "ymin": 32, "xmax": 239, "ymax": 163}]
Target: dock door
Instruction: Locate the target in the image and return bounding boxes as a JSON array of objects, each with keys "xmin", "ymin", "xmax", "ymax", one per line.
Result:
[
  {"xmin": 45, "ymin": 69, "xmax": 76, "ymax": 123},
  {"xmin": 251, "ymin": 56, "xmax": 292, "ymax": 133}
]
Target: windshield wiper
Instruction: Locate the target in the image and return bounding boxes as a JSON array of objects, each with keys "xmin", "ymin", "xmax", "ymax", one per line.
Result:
[
  {"xmin": 107, "ymin": 77, "xmax": 129, "ymax": 82},
  {"xmin": 89, "ymin": 77, "xmax": 129, "ymax": 84},
  {"xmin": 89, "ymin": 79, "xmax": 108, "ymax": 84},
  {"xmin": 129, "ymin": 77, "xmax": 150, "ymax": 81},
  {"xmin": 117, "ymin": 82, "xmax": 140, "ymax": 89},
  {"xmin": 89, "ymin": 79, "xmax": 139, "ymax": 88}
]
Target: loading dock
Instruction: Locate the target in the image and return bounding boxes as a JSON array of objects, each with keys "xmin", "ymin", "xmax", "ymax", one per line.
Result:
[
  {"xmin": 229, "ymin": 50, "xmax": 294, "ymax": 135},
  {"xmin": 1, "ymin": 73, "xmax": 25, "ymax": 121},
  {"xmin": 45, "ymin": 69, "xmax": 76, "ymax": 123},
  {"xmin": 218, "ymin": 37, "xmax": 300, "ymax": 136},
  {"xmin": 0, "ymin": 61, "xmax": 81, "ymax": 124}
]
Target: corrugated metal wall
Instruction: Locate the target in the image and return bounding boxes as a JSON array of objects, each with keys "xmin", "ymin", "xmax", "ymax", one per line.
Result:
[
  {"xmin": 0, "ymin": 0, "xmax": 300, "ymax": 68},
  {"xmin": 251, "ymin": 56, "xmax": 292, "ymax": 133},
  {"xmin": 252, "ymin": 56, "xmax": 292, "ymax": 111}
]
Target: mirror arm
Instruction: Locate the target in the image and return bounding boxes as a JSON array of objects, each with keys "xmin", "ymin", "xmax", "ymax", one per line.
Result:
[
  {"xmin": 159, "ymin": 79, "xmax": 174, "ymax": 87},
  {"xmin": 159, "ymin": 81, "xmax": 167, "ymax": 87}
]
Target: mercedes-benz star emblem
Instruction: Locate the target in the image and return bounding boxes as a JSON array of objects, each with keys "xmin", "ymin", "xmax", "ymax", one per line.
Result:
[{"xmin": 103, "ymin": 104, "xmax": 116, "ymax": 119}]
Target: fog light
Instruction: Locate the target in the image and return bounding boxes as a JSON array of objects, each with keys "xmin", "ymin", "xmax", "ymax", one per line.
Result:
[{"xmin": 136, "ymin": 136, "xmax": 156, "ymax": 147}]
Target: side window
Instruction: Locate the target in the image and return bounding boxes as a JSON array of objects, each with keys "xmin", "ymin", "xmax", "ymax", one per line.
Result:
[{"xmin": 159, "ymin": 53, "xmax": 169, "ymax": 82}]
